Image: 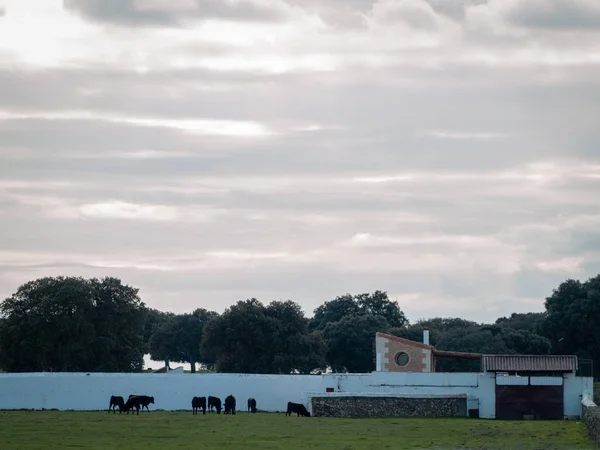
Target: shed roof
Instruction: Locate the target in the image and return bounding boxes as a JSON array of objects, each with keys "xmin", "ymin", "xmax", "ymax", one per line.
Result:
[
  {"xmin": 481, "ymin": 355, "xmax": 578, "ymax": 372},
  {"xmin": 433, "ymin": 349, "xmax": 482, "ymax": 360}
]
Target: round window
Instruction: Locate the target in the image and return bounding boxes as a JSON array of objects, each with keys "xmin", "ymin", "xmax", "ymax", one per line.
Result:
[{"xmin": 395, "ymin": 352, "xmax": 409, "ymax": 366}]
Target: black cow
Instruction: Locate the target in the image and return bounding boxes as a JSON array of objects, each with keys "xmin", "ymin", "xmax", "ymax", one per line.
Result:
[
  {"xmin": 192, "ymin": 396, "xmax": 206, "ymax": 415},
  {"xmin": 286, "ymin": 402, "xmax": 311, "ymax": 417},
  {"xmin": 208, "ymin": 396, "xmax": 222, "ymax": 414},
  {"xmin": 128, "ymin": 394, "xmax": 154, "ymax": 413},
  {"xmin": 224, "ymin": 395, "xmax": 236, "ymax": 415},
  {"xmin": 108, "ymin": 395, "xmax": 124, "ymax": 414},
  {"xmin": 123, "ymin": 396, "xmax": 141, "ymax": 415},
  {"xmin": 247, "ymin": 398, "xmax": 257, "ymax": 413}
]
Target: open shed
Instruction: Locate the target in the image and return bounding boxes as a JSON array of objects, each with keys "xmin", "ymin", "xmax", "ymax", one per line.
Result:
[{"xmin": 483, "ymin": 355, "xmax": 578, "ymax": 420}]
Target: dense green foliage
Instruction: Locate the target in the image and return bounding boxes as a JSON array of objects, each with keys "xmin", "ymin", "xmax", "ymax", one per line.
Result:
[
  {"xmin": 0, "ymin": 275, "xmax": 598, "ymax": 375},
  {"xmin": 0, "ymin": 277, "xmax": 146, "ymax": 372},
  {"xmin": 143, "ymin": 308, "xmax": 174, "ymax": 353},
  {"xmin": 542, "ymin": 275, "xmax": 600, "ymax": 377},
  {"xmin": 202, "ymin": 299, "xmax": 326, "ymax": 374},
  {"xmin": 310, "ymin": 290, "xmax": 407, "ymax": 331},
  {"xmin": 149, "ymin": 309, "xmax": 217, "ymax": 373},
  {"xmin": 310, "ymin": 291, "xmax": 406, "ymax": 372},
  {"xmin": 0, "ymin": 411, "xmax": 594, "ymax": 450},
  {"xmin": 322, "ymin": 314, "xmax": 389, "ymax": 373}
]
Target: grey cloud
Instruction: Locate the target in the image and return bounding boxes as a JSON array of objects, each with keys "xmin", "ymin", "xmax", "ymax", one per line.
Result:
[
  {"xmin": 424, "ymin": 0, "xmax": 487, "ymax": 21},
  {"xmin": 506, "ymin": 0, "xmax": 600, "ymax": 30},
  {"xmin": 0, "ymin": 124, "xmax": 561, "ymax": 181},
  {"xmin": 370, "ymin": 0, "xmax": 439, "ymax": 29},
  {"xmin": 291, "ymin": 0, "xmax": 482, "ymax": 27},
  {"xmin": 0, "ymin": 251, "xmax": 568, "ymax": 322},
  {"xmin": 65, "ymin": 0, "xmax": 293, "ymax": 26},
  {"xmin": 64, "ymin": 0, "xmax": 173, "ymax": 26},
  {"xmin": 1, "ymin": 173, "xmax": 599, "ymax": 323},
  {"xmin": 2, "ymin": 1, "xmax": 600, "ymax": 323},
  {"xmin": 582, "ymin": 259, "xmax": 600, "ymax": 281},
  {"xmin": 289, "ymin": 0, "xmax": 373, "ymax": 28},
  {"xmin": 565, "ymin": 232, "xmax": 600, "ymax": 258},
  {"xmin": 3, "ymin": 64, "xmax": 600, "ymax": 126},
  {"xmin": 333, "ymin": 0, "xmax": 486, "ymax": 28},
  {"xmin": 2, "ymin": 113, "xmax": 599, "ymax": 179},
  {"xmin": 2, "ymin": 64, "xmax": 600, "ymax": 178},
  {"xmin": 511, "ymin": 269, "xmax": 569, "ymax": 300},
  {"xmin": 1, "ymin": 263, "xmax": 432, "ymax": 317}
]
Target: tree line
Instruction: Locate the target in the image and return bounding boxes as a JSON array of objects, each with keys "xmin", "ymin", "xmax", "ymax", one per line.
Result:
[{"xmin": 0, "ymin": 275, "xmax": 598, "ymax": 376}]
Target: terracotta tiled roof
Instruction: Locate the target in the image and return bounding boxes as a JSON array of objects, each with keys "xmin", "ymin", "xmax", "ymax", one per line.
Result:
[{"xmin": 481, "ymin": 355, "xmax": 578, "ymax": 372}]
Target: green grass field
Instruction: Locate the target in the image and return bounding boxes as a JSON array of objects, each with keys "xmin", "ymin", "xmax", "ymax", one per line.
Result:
[{"xmin": 0, "ymin": 411, "xmax": 594, "ymax": 449}]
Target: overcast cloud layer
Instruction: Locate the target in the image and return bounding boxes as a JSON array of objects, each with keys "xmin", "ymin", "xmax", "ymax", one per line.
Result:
[{"xmin": 1, "ymin": 0, "xmax": 600, "ymax": 325}]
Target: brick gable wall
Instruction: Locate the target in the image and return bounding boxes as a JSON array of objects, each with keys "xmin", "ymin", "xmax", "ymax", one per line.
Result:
[{"xmin": 376, "ymin": 332, "xmax": 435, "ymax": 373}]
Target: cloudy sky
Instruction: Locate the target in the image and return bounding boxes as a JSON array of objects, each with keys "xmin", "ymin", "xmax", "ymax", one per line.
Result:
[{"xmin": 1, "ymin": 0, "xmax": 599, "ymax": 326}]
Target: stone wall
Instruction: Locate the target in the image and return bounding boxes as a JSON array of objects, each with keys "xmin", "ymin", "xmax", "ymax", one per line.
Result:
[
  {"xmin": 311, "ymin": 393, "xmax": 467, "ymax": 418},
  {"xmin": 582, "ymin": 397, "xmax": 600, "ymax": 446}
]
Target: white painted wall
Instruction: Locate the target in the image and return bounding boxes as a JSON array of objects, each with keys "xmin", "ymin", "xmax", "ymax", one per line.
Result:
[
  {"xmin": 370, "ymin": 371, "xmax": 480, "ymax": 387},
  {"xmin": 564, "ymin": 373, "xmax": 594, "ymax": 418},
  {"xmin": 0, "ymin": 373, "xmax": 323, "ymax": 412},
  {"xmin": 375, "ymin": 335, "xmax": 388, "ymax": 371},
  {"xmin": 477, "ymin": 372, "xmax": 496, "ymax": 419},
  {"xmin": 496, "ymin": 375, "xmax": 529, "ymax": 385},
  {"xmin": 0, "ymin": 372, "xmax": 590, "ymax": 419}
]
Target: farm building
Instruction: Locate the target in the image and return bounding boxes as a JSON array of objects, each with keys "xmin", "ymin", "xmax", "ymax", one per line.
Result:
[
  {"xmin": 375, "ymin": 329, "xmax": 481, "ymax": 373},
  {"xmin": 368, "ymin": 330, "xmax": 590, "ymax": 420}
]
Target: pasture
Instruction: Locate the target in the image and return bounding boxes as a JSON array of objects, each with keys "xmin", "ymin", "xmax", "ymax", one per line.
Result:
[{"xmin": 0, "ymin": 411, "xmax": 595, "ymax": 449}]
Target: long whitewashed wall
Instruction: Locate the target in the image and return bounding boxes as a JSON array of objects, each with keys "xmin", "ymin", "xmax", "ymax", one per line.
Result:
[
  {"xmin": 0, "ymin": 372, "xmax": 491, "ymax": 414},
  {"xmin": 0, "ymin": 373, "xmax": 323, "ymax": 412},
  {"xmin": 0, "ymin": 372, "xmax": 590, "ymax": 419}
]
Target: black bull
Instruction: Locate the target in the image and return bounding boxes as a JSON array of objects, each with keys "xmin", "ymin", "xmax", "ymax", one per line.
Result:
[
  {"xmin": 192, "ymin": 396, "xmax": 206, "ymax": 415},
  {"xmin": 286, "ymin": 402, "xmax": 311, "ymax": 417},
  {"xmin": 208, "ymin": 396, "xmax": 222, "ymax": 414},
  {"xmin": 108, "ymin": 395, "xmax": 124, "ymax": 414},
  {"xmin": 123, "ymin": 395, "xmax": 155, "ymax": 415},
  {"xmin": 224, "ymin": 395, "xmax": 236, "ymax": 415}
]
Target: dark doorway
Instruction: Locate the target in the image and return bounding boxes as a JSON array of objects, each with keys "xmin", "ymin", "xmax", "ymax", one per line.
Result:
[{"xmin": 495, "ymin": 383, "xmax": 564, "ymax": 420}]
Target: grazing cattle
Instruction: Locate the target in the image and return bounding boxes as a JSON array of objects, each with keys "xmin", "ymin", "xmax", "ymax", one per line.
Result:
[
  {"xmin": 123, "ymin": 396, "xmax": 141, "ymax": 415},
  {"xmin": 224, "ymin": 395, "xmax": 236, "ymax": 415},
  {"xmin": 208, "ymin": 396, "xmax": 222, "ymax": 414},
  {"xmin": 286, "ymin": 402, "xmax": 311, "ymax": 417},
  {"xmin": 128, "ymin": 394, "xmax": 154, "ymax": 412},
  {"xmin": 192, "ymin": 396, "xmax": 206, "ymax": 415},
  {"xmin": 247, "ymin": 398, "xmax": 257, "ymax": 413},
  {"xmin": 108, "ymin": 395, "xmax": 124, "ymax": 414}
]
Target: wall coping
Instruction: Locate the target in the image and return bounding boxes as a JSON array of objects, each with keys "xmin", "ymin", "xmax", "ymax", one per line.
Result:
[
  {"xmin": 0, "ymin": 372, "xmax": 331, "ymax": 379},
  {"xmin": 309, "ymin": 392, "xmax": 467, "ymax": 399},
  {"xmin": 582, "ymin": 396, "xmax": 598, "ymax": 408}
]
